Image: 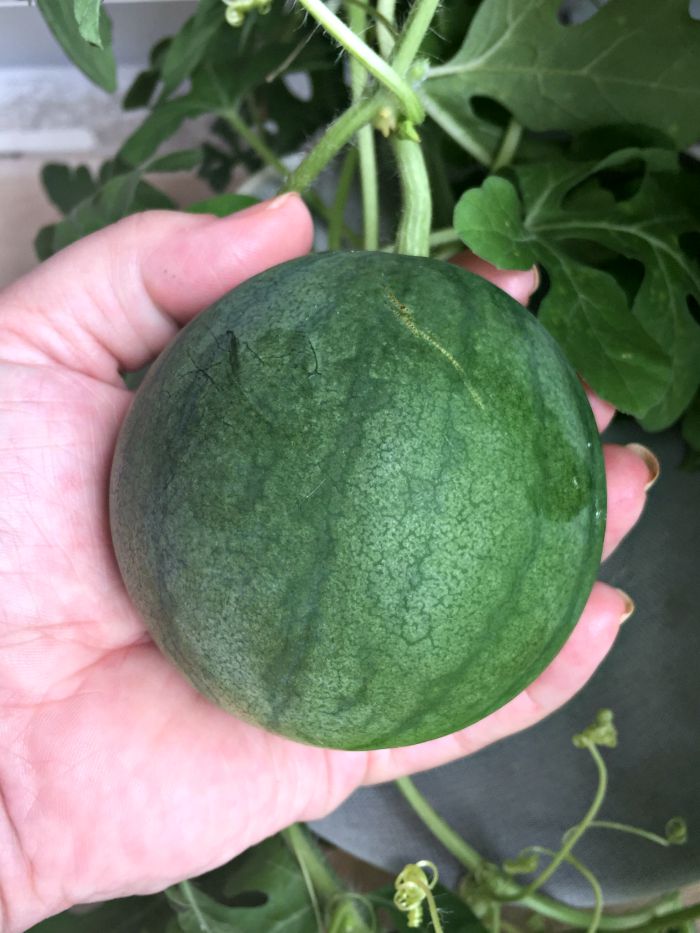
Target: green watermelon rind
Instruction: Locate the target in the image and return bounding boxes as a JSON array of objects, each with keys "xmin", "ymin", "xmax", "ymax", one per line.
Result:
[{"xmin": 110, "ymin": 251, "xmax": 606, "ymax": 750}]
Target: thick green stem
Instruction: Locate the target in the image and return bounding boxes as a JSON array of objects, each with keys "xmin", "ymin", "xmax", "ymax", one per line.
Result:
[
  {"xmin": 328, "ymin": 147, "xmax": 358, "ymax": 250},
  {"xmin": 421, "ymin": 95, "xmax": 493, "ymax": 166},
  {"xmin": 376, "ymin": 0, "xmax": 397, "ymax": 58},
  {"xmin": 175, "ymin": 881, "xmax": 209, "ymax": 928},
  {"xmin": 516, "ymin": 894, "xmax": 697, "ymax": 932},
  {"xmin": 296, "ymin": 0, "xmax": 423, "ymax": 123},
  {"xmin": 285, "ymin": 95, "xmax": 383, "ymax": 194},
  {"xmin": 390, "ymin": 135, "xmax": 432, "ymax": 256},
  {"xmin": 390, "ymin": 0, "xmax": 442, "ymax": 76},
  {"xmin": 282, "ymin": 826, "xmax": 376, "ymax": 932},
  {"xmin": 395, "ymin": 777, "xmax": 483, "ymax": 871},
  {"xmin": 607, "ymin": 903, "xmax": 700, "ymax": 933},
  {"xmin": 355, "ymin": 127, "xmax": 379, "ymax": 250},
  {"xmin": 429, "ymin": 227, "xmax": 460, "ymax": 248},
  {"xmin": 491, "ymin": 116, "xmax": 523, "ymax": 172},
  {"xmin": 522, "ymin": 846, "xmax": 603, "ymax": 933},
  {"xmin": 517, "ymin": 742, "xmax": 608, "ymax": 900},
  {"xmin": 282, "ymin": 824, "xmax": 343, "ymax": 903},
  {"xmin": 395, "ymin": 775, "xmax": 687, "ymax": 931},
  {"xmin": 345, "ymin": 0, "xmax": 379, "ymax": 250},
  {"xmin": 224, "ymin": 107, "xmax": 360, "ymax": 246}
]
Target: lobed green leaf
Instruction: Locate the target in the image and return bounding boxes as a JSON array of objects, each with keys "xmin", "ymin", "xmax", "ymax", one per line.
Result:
[
  {"xmin": 166, "ymin": 836, "xmax": 316, "ymax": 933},
  {"xmin": 454, "ymin": 149, "xmax": 700, "ymax": 426},
  {"xmin": 33, "ymin": 154, "xmax": 209, "ymax": 260},
  {"xmin": 423, "ymin": 0, "xmax": 700, "ymax": 155},
  {"xmin": 157, "ymin": 0, "xmax": 225, "ymax": 101},
  {"xmin": 41, "ymin": 164, "xmax": 96, "ymax": 215},
  {"xmin": 25, "ymin": 894, "xmax": 173, "ymax": 932}
]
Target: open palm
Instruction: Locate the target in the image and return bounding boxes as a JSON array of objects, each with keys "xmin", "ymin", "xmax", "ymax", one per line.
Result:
[{"xmin": 0, "ymin": 196, "xmax": 652, "ymax": 932}]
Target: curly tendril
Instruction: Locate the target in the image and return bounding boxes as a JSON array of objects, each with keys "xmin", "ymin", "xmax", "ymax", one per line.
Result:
[
  {"xmin": 394, "ymin": 860, "xmax": 442, "ymax": 930},
  {"xmin": 665, "ymin": 817, "xmax": 688, "ymax": 845},
  {"xmin": 221, "ymin": 0, "xmax": 271, "ymax": 28}
]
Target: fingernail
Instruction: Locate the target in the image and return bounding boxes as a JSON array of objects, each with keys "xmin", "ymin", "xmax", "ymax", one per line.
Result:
[
  {"xmin": 616, "ymin": 588, "xmax": 636, "ymax": 624},
  {"xmin": 530, "ymin": 264, "xmax": 541, "ymax": 293},
  {"xmin": 264, "ymin": 192, "xmax": 300, "ymax": 211},
  {"xmin": 233, "ymin": 193, "xmax": 299, "ymax": 220},
  {"xmin": 626, "ymin": 443, "xmax": 661, "ymax": 491}
]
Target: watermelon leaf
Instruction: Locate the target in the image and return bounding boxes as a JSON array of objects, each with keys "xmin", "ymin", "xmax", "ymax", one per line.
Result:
[
  {"xmin": 117, "ymin": 7, "xmax": 347, "ymax": 172},
  {"xmin": 123, "ymin": 69, "xmax": 161, "ymax": 111},
  {"xmin": 40, "ymin": 164, "xmax": 96, "ymax": 215},
  {"xmin": 454, "ymin": 149, "xmax": 700, "ymax": 427},
  {"xmin": 166, "ymin": 836, "xmax": 317, "ymax": 933},
  {"xmin": 25, "ymin": 894, "xmax": 174, "ymax": 932},
  {"xmin": 156, "ymin": 0, "xmax": 225, "ymax": 102},
  {"xmin": 33, "ymin": 154, "xmax": 203, "ymax": 259},
  {"xmin": 423, "ymin": 0, "xmax": 700, "ymax": 155},
  {"xmin": 187, "ymin": 193, "xmax": 259, "ymax": 216},
  {"xmin": 36, "ymin": 0, "xmax": 116, "ymax": 92},
  {"xmin": 148, "ymin": 149, "xmax": 204, "ymax": 173}
]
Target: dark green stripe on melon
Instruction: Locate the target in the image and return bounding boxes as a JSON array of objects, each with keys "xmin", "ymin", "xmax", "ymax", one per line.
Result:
[{"xmin": 110, "ymin": 251, "xmax": 605, "ymax": 750}]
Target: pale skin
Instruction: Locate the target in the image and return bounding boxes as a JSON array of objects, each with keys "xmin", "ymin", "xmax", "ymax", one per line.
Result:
[{"xmin": 0, "ymin": 194, "xmax": 653, "ymax": 932}]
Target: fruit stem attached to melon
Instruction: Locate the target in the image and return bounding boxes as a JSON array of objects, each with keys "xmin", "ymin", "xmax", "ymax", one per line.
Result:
[{"xmin": 390, "ymin": 135, "xmax": 432, "ymax": 256}]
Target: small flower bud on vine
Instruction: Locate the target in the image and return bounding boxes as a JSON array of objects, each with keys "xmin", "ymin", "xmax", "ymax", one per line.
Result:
[
  {"xmin": 573, "ymin": 708, "xmax": 617, "ymax": 748},
  {"xmin": 373, "ymin": 106, "xmax": 398, "ymax": 138}
]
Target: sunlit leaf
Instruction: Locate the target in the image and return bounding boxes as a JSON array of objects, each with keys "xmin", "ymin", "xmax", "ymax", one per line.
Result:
[{"xmin": 73, "ymin": 0, "xmax": 102, "ymax": 47}]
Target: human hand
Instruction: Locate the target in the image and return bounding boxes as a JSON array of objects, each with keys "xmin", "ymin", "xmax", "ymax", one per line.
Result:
[{"xmin": 0, "ymin": 195, "xmax": 654, "ymax": 931}]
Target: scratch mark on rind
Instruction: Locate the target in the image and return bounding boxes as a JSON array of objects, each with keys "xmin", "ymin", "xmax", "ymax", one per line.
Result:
[{"xmin": 386, "ymin": 290, "xmax": 485, "ymax": 410}]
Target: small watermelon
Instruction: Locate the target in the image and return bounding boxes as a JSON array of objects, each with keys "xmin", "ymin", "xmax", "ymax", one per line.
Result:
[{"xmin": 110, "ymin": 251, "xmax": 605, "ymax": 750}]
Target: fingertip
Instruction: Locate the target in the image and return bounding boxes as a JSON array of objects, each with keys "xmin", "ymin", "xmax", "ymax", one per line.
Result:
[
  {"xmin": 262, "ymin": 192, "xmax": 314, "ymax": 250},
  {"xmin": 602, "ymin": 443, "xmax": 654, "ymax": 559},
  {"xmin": 525, "ymin": 581, "xmax": 625, "ymax": 710},
  {"xmin": 582, "ymin": 381, "xmax": 616, "ymax": 433},
  {"xmin": 449, "ymin": 250, "xmax": 538, "ymax": 306}
]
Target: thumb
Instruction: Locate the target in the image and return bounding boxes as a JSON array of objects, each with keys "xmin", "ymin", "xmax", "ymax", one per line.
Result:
[{"xmin": 0, "ymin": 193, "xmax": 313, "ymax": 385}]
